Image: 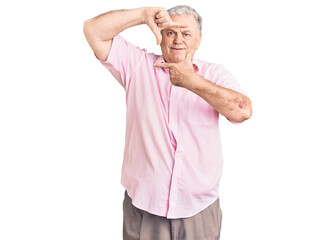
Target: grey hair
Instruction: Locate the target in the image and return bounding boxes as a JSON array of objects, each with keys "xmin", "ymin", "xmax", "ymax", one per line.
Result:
[{"xmin": 167, "ymin": 5, "xmax": 202, "ymax": 33}]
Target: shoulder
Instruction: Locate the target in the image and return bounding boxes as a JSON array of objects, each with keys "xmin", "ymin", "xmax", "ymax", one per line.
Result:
[
  {"xmin": 114, "ymin": 35, "xmax": 149, "ymax": 55},
  {"xmin": 101, "ymin": 35, "xmax": 157, "ymax": 64}
]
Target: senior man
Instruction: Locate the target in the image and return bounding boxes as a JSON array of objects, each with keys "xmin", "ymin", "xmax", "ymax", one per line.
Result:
[{"xmin": 84, "ymin": 5, "xmax": 252, "ymax": 240}]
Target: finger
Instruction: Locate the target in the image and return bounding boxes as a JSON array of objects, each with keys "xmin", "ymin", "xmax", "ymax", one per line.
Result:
[
  {"xmin": 155, "ymin": 32, "xmax": 162, "ymax": 45},
  {"xmin": 148, "ymin": 21, "xmax": 162, "ymax": 45},
  {"xmin": 158, "ymin": 21, "xmax": 188, "ymax": 29},
  {"xmin": 152, "ymin": 28, "xmax": 162, "ymax": 45},
  {"xmin": 155, "ymin": 17, "xmax": 169, "ymax": 24},
  {"xmin": 158, "ymin": 22, "xmax": 172, "ymax": 28},
  {"xmin": 185, "ymin": 50, "xmax": 195, "ymax": 62},
  {"xmin": 168, "ymin": 22, "xmax": 189, "ymax": 29},
  {"xmin": 155, "ymin": 10, "xmax": 166, "ymax": 18},
  {"xmin": 153, "ymin": 62, "xmax": 173, "ymax": 68}
]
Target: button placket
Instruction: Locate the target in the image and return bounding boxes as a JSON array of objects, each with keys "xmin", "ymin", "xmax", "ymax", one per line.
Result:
[
  {"xmin": 167, "ymin": 148, "xmax": 184, "ymax": 217},
  {"xmin": 167, "ymin": 85, "xmax": 182, "ymax": 217}
]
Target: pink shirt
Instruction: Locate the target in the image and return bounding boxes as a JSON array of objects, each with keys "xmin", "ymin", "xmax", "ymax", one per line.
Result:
[{"xmin": 97, "ymin": 35, "xmax": 246, "ymax": 219}]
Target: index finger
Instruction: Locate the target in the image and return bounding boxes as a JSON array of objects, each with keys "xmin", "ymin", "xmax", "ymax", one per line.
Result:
[
  {"xmin": 153, "ymin": 62, "xmax": 173, "ymax": 68},
  {"xmin": 159, "ymin": 21, "xmax": 188, "ymax": 29},
  {"xmin": 170, "ymin": 22, "xmax": 188, "ymax": 28}
]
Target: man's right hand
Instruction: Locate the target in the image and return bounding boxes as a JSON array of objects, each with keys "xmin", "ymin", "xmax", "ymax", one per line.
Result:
[
  {"xmin": 84, "ymin": 7, "xmax": 185, "ymax": 61},
  {"xmin": 141, "ymin": 7, "xmax": 186, "ymax": 45}
]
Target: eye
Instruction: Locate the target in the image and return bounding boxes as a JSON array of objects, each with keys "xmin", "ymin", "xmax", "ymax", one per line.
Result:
[
  {"xmin": 184, "ymin": 33, "xmax": 190, "ymax": 37},
  {"xmin": 167, "ymin": 31, "xmax": 174, "ymax": 36}
]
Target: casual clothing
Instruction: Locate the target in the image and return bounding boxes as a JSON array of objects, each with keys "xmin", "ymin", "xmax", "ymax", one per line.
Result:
[
  {"xmin": 97, "ymin": 35, "xmax": 246, "ymax": 219},
  {"xmin": 123, "ymin": 190, "xmax": 222, "ymax": 240}
]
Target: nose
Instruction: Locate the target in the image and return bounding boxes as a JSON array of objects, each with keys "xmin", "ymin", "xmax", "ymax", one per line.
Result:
[{"xmin": 173, "ymin": 32, "xmax": 183, "ymax": 44}]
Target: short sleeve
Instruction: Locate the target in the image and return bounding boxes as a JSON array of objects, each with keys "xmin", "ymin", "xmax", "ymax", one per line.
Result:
[
  {"xmin": 212, "ymin": 64, "xmax": 248, "ymax": 97},
  {"xmin": 96, "ymin": 35, "xmax": 145, "ymax": 90}
]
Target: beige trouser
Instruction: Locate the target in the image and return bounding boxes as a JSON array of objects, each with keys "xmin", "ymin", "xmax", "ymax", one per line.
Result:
[{"xmin": 123, "ymin": 190, "xmax": 222, "ymax": 240}]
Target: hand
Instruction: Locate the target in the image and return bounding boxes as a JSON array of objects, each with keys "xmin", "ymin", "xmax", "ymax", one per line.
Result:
[
  {"xmin": 142, "ymin": 7, "xmax": 187, "ymax": 45},
  {"xmin": 153, "ymin": 51, "xmax": 197, "ymax": 88}
]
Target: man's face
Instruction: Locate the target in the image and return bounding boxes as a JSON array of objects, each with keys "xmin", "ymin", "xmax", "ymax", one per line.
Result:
[{"xmin": 160, "ymin": 14, "xmax": 202, "ymax": 63}]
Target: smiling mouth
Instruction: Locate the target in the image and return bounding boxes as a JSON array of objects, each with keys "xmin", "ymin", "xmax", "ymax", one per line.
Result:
[{"xmin": 171, "ymin": 48, "xmax": 185, "ymax": 51}]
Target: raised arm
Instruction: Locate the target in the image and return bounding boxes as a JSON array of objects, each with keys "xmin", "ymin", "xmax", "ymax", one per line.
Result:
[{"xmin": 83, "ymin": 7, "xmax": 185, "ymax": 61}]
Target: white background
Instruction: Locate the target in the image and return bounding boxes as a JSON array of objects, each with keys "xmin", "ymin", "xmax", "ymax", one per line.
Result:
[{"xmin": 1, "ymin": 0, "xmax": 335, "ymax": 239}]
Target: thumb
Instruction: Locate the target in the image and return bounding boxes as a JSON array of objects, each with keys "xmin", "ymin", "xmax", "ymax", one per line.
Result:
[
  {"xmin": 148, "ymin": 21, "xmax": 162, "ymax": 45},
  {"xmin": 185, "ymin": 50, "xmax": 195, "ymax": 62}
]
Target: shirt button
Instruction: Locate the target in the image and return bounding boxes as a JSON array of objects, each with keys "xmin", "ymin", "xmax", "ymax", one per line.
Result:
[
  {"xmin": 171, "ymin": 113, "xmax": 175, "ymax": 117},
  {"xmin": 173, "ymin": 178, "xmax": 177, "ymax": 182}
]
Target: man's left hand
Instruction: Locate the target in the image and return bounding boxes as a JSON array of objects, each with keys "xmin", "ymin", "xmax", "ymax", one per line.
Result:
[{"xmin": 153, "ymin": 51, "xmax": 197, "ymax": 89}]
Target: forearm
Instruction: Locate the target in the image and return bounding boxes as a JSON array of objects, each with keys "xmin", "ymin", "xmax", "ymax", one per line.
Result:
[
  {"xmin": 83, "ymin": 7, "xmax": 145, "ymax": 41},
  {"xmin": 186, "ymin": 75, "xmax": 252, "ymax": 123}
]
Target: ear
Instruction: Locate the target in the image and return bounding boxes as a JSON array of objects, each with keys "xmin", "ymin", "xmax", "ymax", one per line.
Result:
[{"xmin": 195, "ymin": 33, "xmax": 202, "ymax": 50}]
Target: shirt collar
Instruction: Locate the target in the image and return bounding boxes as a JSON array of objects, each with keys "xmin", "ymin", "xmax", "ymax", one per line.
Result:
[{"xmin": 154, "ymin": 55, "xmax": 200, "ymax": 73}]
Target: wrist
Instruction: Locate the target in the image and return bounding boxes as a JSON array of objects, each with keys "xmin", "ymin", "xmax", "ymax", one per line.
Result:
[
  {"xmin": 185, "ymin": 73, "xmax": 202, "ymax": 91},
  {"xmin": 140, "ymin": 7, "xmax": 150, "ymax": 25}
]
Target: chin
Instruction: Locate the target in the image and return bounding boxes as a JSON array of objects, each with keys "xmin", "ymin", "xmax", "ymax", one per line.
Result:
[{"xmin": 171, "ymin": 56, "xmax": 184, "ymax": 63}]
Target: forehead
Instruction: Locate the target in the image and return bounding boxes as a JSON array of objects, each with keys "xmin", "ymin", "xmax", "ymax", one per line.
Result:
[{"xmin": 170, "ymin": 14, "xmax": 199, "ymax": 30}]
